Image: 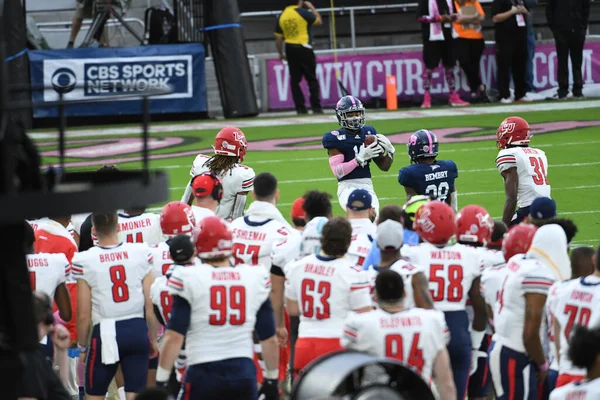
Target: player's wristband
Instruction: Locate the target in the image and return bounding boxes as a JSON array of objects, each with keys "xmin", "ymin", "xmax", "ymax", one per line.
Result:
[
  {"xmin": 264, "ymin": 368, "xmax": 279, "ymax": 380},
  {"xmin": 536, "ymin": 360, "xmax": 549, "ymax": 373},
  {"xmin": 156, "ymin": 366, "xmax": 172, "ymax": 383},
  {"xmin": 77, "ymin": 343, "xmax": 88, "ymax": 353}
]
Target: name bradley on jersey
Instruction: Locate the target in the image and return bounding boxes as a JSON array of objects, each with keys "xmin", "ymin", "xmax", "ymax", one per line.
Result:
[
  {"xmin": 99, "ymin": 251, "xmax": 129, "ymax": 263},
  {"xmin": 425, "ymin": 171, "xmax": 449, "ymax": 182},
  {"xmin": 304, "ymin": 263, "xmax": 335, "ymax": 277}
]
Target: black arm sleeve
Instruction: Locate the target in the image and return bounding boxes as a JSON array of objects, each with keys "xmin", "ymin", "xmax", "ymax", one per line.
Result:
[
  {"xmin": 270, "ymin": 264, "xmax": 285, "ymax": 277},
  {"xmin": 153, "ymin": 304, "xmax": 167, "ymax": 327},
  {"xmin": 167, "ymin": 296, "xmax": 191, "ymax": 335},
  {"xmin": 78, "ymin": 214, "xmax": 94, "ymax": 251},
  {"xmin": 255, "ymin": 298, "xmax": 276, "ymax": 341}
]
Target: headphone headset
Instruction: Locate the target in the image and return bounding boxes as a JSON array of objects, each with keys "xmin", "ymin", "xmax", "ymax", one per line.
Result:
[{"xmin": 191, "ymin": 172, "xmax": 224, "ymax": 202}]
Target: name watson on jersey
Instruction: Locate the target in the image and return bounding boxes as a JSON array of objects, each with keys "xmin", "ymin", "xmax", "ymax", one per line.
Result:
[{"xmin": 84, "ymin": 61, "xmax": 187, "ymax": 95}]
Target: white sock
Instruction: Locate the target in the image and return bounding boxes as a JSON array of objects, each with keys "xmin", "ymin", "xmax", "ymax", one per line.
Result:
[{"xmin": 118, "ymin": 387, "xmax": 126, "ymax": 400}]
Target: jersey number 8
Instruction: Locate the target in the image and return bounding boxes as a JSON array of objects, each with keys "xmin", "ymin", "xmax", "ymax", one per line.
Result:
[
  {"xmin": 425, "ymin": 182, "xmax": 450, "ymax": 202},
  {"xmin": 109, "ymin": 265, "xmax": 130, "ymax": 303}
]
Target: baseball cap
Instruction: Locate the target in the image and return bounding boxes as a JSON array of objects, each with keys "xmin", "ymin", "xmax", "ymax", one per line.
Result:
[
  {"xmin": 377, "ymin": 219, "xmax": 404, "ymax": 252},
  {"xmin": 347, "ymin": 189, "xmax": 372, "ymax": 211},
  {"xmin": 167, "ymin": 234, "xmax": 196, "ymax": 264},
  {"xmin": 192, "ymin": 173, "xmax": 220, "ymax": 198},
  {"xmin": 529, "ymin": 197, "xmax": 556, "ymax": 220},
  {"xmin": 291, "ymin": 198, "xmax": 306, "ymax": 219}
]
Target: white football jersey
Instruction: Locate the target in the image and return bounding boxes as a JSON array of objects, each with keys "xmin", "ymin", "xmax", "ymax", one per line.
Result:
[
  {"xmin": 365, "ymin": 259, "xmax": 425, "ymax": 309},
  {"xmin": 72, "ymin": 243, "xmax": 153, "ymax": 324},
  {"xmin": 27, "ymin": 252, "xmax": 70, "ymax": 298},
  {"xmin": 167, "ymin": 262, "xmax": 271, "ymax": 365},
  {"xmin": 551, "ymin": 275, "xmax": 600, "ymax": 376},
  {"xmin": 300, "ymin": 217, "xmax": 328, "ymax": 257},
  {"xmin": 191, "ymin": 205, "xmax": 215, "ymax": 223},
  {"xmin": 28, "ymin": 217, "xmax": 49, "ymax": 231},
  {"xmin": 341, "ymin": 308, "xmax": 448, "ymax": 382},
  {"xmin": 549, "ymin": 378, "xmax": 600, "ymax": 400},
  {"xmin": 492, "ymin": 255, "xmax": 556, "ymax": 353},
  {"xmin": 188, "ymin": 154, "xmax": 255, "ymax": 220},
  {"xmin": 149, "ymin": 242, "xmax": 173, "ymax": 278},
  {"xmin": 117, "ymin": 212, "xmax": 163, "ymax": 246},
  {"xmin": 270, "ymin": 216, "xmax": 328, "ymax": 275},
  {"xmin": 70, "ymin": 213, "xmax": 90, "ymax": 235},
  {"xmin": 402, "ymin": 242, "xmax": 481, "ymax": 312},
  {"xmin": 496, "ymin": 147, "xmax": 551, "ymax": 208},
  {"xmin": 546, "ymin": 279, "xmax": 571, "ymax": 370},
  {"xmin": 150, "ymin": 262, "xmax": 200, "ymax": 325},
  {"xmin": 230, "ymin": 215, "xmax": 296, "ymax": 270},
  {"xmin": 285, "ymin": 254, "xmax": 372, "ymax": 338},
  {"xmin": 481, "ymin": 265, "xmax": 509, "ymax": 311},
  {"xmin": 347, "ymin": 218, "xmax": 376, "ymax": 268}
]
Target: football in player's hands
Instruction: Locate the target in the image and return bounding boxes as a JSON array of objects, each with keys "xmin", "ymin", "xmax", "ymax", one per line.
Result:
[
  {"xmin": 364, "ymin": 135, "xmax": 377, "ymax": 147},
  {"xmin": 364, "ymin": 135, "xmax": 385, "ymax": 159}
]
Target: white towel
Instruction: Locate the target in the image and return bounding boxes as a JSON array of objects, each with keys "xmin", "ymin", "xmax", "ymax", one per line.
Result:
[
  {"xmin": 428, "ymin": 0, "xmax": 459, "ymax": 41},
  {"xmin": 100, "ymin": 319, "xmax": 120, "ymax": 364}
]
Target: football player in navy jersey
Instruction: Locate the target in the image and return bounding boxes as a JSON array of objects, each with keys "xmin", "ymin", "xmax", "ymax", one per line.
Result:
[
  {"xmin": 322, "ymin": 95, "xmax": 395, "ymax": 215},
  {"xmin": 398, "ymin": 129, "xmax": 459, "ymax": 212}
]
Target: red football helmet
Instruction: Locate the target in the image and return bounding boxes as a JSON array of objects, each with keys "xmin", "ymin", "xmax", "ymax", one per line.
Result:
[
  {"xmin": 160, "ymin": 201, "xmax": 196, "ymax": 236},
  {"xmin": 496, "ymin": 116, "xmax": 532, "ymax": 150},
  {"xmin": 502, "ymin": 223, "xmax": 538, "ymax": 262},
  {"xmin": 195, "ymin": 216, "xmax": 232, "ymax": 259},
  {"xmin": 413, "ymin": 201, "xmax": 456, "ymax": 245},
  {"xmin": 213, "ymin": 126, "xmax": 248, "ymax": 162},
  {"xmin": 455, "ymin": 205, "xmax": 494, "ymax": 245}
]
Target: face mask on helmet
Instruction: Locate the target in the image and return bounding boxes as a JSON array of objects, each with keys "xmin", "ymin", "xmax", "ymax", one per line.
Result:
[{"xmin": 338, "ymin": 109, "xmax": 365, "ymax": 130}]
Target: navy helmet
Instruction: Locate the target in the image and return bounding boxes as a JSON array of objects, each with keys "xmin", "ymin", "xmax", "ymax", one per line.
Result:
[
  {"xmin": 407, "ymin": 129, "xmax": 439, "ymax": 162},
  {"xmin": 335, "ymin": 95, "xmax": 365, "ymax": 131}
]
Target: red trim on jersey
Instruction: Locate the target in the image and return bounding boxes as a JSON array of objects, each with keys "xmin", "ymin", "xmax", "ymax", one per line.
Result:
[
  {"xmin": 168, "ymin": 278, "xmax": 184, "ymax": 289},
  {"xmin": 89, "ymin": 338, "xmax": 97, "ymax": 389},
  {"xmin": 350, "ymin": 284, "xmax": 370, "ymax": 291},
  {"xmin": 184, "ymin": 382, "xmax": 191, "ymax": 400},
  {"xmin": 343, "ymin": 329, "xmax": 357, "ymax": 338},
  {"xmin": 71, "ymin": 265, "xmax": 83, "ymax": 274},
  {"xmin": 508, "ymin": 357, "xmax": 516, "ymax": 400},
  {"xmin": 496, "ymin": 156, "xmax": 516, "ymax": 164},
  {"xmin": 522, "ymin": 280, "xmax": 553, "ymax": 286}
]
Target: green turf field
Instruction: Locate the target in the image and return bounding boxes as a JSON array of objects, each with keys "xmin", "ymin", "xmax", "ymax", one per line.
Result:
[{"xmin": 32, "ymin": 104, "xmax": 600, "ymax": 247}]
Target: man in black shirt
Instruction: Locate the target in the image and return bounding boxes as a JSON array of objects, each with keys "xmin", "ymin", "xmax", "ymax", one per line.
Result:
[
  {"xmin": 492, "ymin": 0, "xmax": 532, "ymax": 103},
  {"xmin": 546, "ymin": 0, "xmax": 590, "ymax": 98}
]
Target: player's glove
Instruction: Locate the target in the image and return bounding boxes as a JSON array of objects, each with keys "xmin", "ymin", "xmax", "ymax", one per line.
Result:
[
  {"xmin": 376, "ymin": 134, "xmax": 395, "ymax": 156},
  {"xmin": 355, "ymin": 142, "xmax": 383, "ymax": 167},
  {"xmin": 470, "ymin": 350, "xmax": 488, "ymax": 376},
  {"xmin": 260, "ymin": 378, "xmax": 280, "ymax": 400}
]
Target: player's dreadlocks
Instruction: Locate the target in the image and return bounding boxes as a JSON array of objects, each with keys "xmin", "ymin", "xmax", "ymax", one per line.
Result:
[{"xmin": 202, "ymin": 155, "xmax": 239, "ymax": 175}]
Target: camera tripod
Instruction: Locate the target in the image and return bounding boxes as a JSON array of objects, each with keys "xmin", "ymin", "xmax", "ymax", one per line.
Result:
[{"xmin": 80, "ymin": 0, "xmax": 144, "ymax": 47}]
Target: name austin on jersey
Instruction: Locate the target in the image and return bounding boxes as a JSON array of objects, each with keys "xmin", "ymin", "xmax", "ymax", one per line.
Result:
[{"xmin": 425, "ymin": 171, "xmax": 449, "ymax": 182}]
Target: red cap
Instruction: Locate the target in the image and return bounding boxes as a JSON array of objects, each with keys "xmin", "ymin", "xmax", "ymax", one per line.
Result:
[
  {"xmin": 192, "ymin": 172, "xmax": 222, "ymax": 200},
  {"xmin": 291, "ymin": 198, "xmax": 306, "ymax": 220}
]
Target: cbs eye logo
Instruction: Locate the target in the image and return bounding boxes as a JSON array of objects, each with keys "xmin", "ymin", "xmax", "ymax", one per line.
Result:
[{"xmin": 51, "ymin": 68, "xmax": 77, "ymax": 94}]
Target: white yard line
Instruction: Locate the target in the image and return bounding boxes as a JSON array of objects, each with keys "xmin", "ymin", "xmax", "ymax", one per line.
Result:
[
  {"xmin": 29, "ymin": 100, "xmax": 600, "ymax": 139},
  {"xmin": 158, "ymin": 140, "xmax": 600, "ymax": 169}
]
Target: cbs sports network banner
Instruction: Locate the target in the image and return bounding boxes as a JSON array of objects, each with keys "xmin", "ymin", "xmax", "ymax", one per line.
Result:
[
  {"xmin": 29, "ymin": 44, "xmax": 207, "ymax": 118},
  {"xmin": 267, "ymin": 43, "xmax": 600, "ymax": 109}
]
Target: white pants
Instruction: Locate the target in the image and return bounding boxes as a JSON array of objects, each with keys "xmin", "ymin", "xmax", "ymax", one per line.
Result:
[{"xmin": 337, "ymin": 179, "xmax": 380, "ymax": 215}]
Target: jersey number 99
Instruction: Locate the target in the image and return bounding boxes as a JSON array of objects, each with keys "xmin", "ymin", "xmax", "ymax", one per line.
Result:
[
  {"xmin": 425, "ymin": 182, "xmax": 450, "ymax": 202},
  {"xmin": 209, "ymin": 285, "xmax": 246, "ymax": 326}
]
